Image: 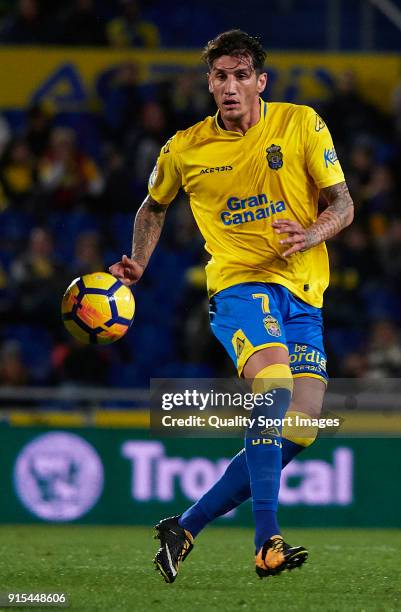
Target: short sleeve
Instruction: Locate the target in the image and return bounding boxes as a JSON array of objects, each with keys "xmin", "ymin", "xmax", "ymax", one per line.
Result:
[
  {"xmin": 148, "ymin": 135, "xmax": 182, "ymax": 205},
  {"xmin": 302, "ymin": 106, "xmax": 345, "ymax": 189}
]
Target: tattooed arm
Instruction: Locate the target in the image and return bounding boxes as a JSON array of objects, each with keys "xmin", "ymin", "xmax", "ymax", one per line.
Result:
[
  {"xmin": 109, "ymin": 195, "xmax": 167, "ymax": 286},
  {"xmin": 131, "ymin": 195, "xmax": 167, "ymax": 268},
  {"xmin": 272, "ymin": 181, "xmax": 354, "ymax": 257}
]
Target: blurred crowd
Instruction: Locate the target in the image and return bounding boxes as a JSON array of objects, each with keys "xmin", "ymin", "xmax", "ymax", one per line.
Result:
[
  {"xmin": 0, "ymin": 0, "xmax": 160, "ymax": 47},
  {"xmin": 0, "ymin": 0, "xmax": 222, "ymax": 49},
  {"xmin": 1, "ymin": 37, "xmax": 401, "ymax": 386},
  {"xmin": 2, "ymin": 0, "xmax": 401, "ymax": 51}
]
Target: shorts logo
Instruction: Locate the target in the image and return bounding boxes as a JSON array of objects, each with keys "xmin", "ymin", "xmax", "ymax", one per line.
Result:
[
  {"xmin": 236, "ymin": 336, "xmax": 245, "ymax": 358},
  {"xmin": 315, "ymin": 114, "xmax": 326, "ymax": 132},
  {"xmin": 266, "ymin": 144, "xmax": 283, "ymax": 170},
  {"xmin": 324, "ymin": 147, "xmax": 338, "ymax": 167},
  {"xmin": 263, "ymin": 314, "xmax": 281, "ymax": 337},
  {"xmin": 289, "ymin": 344, "xmax": 327, "ymax": 373}
]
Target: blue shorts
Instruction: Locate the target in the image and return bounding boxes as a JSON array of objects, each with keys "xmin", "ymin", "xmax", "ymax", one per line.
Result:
[{"xmin": 209, "ymin": 282, "xmax": 328, "ymax": 382}]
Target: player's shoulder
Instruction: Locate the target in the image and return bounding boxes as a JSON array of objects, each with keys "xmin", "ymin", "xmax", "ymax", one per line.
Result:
[
  {"xmin": 268, "ymin": 102, "xmax": 325, "ymax": 138},
  {"xmin": 268, "ymin": 101, "xmax": 316, "ymax": 121},
  {"xmin": 170, "ymin": 116, "xmax": 216, "ymax": 154}
]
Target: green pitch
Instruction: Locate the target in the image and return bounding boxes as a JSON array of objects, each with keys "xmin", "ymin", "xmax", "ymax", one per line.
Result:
[{"xmin": 0, "ymin": 526, "xmax": 399, "ymax": 611}]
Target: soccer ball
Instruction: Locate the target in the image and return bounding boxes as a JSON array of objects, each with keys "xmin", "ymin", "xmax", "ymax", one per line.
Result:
[{"xmin": 61, "ymin": 272, "xmax": 135, "ymax": 344}]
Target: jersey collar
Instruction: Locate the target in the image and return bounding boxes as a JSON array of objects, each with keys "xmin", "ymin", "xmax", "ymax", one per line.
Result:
[{"xmin": 214, "ymin": 98, "xmax": 268, "ymax": 137}]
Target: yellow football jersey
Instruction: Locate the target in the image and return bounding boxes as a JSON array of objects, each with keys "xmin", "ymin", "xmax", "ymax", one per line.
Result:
[{"xmin": 148, "ymin": 100, "xmax": 344, "ymax": 307}]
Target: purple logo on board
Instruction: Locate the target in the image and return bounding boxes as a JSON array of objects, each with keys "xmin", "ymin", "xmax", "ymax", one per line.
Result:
[{"xmin": 14, "ymin": 432, "xmax": 104, "ymax": 521}]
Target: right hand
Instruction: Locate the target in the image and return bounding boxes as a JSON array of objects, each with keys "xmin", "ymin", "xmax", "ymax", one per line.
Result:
[{"xmin": 109, "ymin": 255, "xmax": 144, "ymax": 286}]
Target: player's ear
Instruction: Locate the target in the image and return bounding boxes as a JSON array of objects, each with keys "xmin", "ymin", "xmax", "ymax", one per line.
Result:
[
  {"xmin": 257, "ymin": 72, "xmax": 268, "ymax": 94},
  {"xmin": 208, "ymin": 73, "xmax": 214, "ymax": 93}
]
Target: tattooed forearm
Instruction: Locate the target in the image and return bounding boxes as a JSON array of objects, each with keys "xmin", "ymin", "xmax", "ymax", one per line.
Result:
[
  {"xmin": 304, "ymin": 181, "xmax": 354, "ymax": 249},
  {"xmin": 131, "ymin": 194, "xmax": 167, "ymax": 269}
]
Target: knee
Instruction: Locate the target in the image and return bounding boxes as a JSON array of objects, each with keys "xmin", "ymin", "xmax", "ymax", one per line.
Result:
[
  {"xmin": 252, "ymin": 363, "xmax": 293, "ymax": 395},
  {"xmin": 282, "ymin": 408, "xmax": 319, "ymax": 448},
  {"xmin": 282, "ymin": 379, "xmax": 325, "ymax": 447}
]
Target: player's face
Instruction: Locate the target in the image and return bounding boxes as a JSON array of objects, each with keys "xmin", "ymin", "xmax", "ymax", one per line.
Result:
[{"xmin": 208, "ymin": 55, "xmax": 267, "ymax": 128}]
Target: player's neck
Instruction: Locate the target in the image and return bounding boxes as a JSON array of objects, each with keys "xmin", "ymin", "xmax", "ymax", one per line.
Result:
[{"xmin": 219, "ymin": 100, "xmax": 261, "ymax": 135}]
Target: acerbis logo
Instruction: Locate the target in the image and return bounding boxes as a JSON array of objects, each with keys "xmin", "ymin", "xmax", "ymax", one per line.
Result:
[
  {"xmin": 14, "ymin": 432, "xmax": 104, "ymax": 521},
  {"xmin": 315, "ymin": 114, "xmax": 326, "ymax": 132},
  {"xmin": 163, "ymin": 138, "xmax": 172, "ymax": 154},
  {"xmin": 200, "ymin": 165, "xmax": 233, "ymax": 175}
]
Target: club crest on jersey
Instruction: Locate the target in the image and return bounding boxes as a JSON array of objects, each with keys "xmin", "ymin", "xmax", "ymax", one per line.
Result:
[
  {"xmin": 266, "ymin": 144, "xmax": 283, "ymax": 170},
  {"xmin": 263, "ymin": 314, "xmax": 281, "ymax": 337}
]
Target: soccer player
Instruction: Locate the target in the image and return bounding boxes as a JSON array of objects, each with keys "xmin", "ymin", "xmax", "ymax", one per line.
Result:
[{"xmin": 109, "ymin": 30, "xmax": 354, "ymax": 582}]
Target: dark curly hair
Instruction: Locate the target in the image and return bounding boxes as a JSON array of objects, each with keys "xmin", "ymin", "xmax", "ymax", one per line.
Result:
[{"xmin": 202, "ymin": 30, "xmax": 266, "ymax": 74}]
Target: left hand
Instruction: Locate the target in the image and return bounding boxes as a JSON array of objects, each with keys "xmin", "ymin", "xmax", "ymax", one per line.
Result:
[
  {"xmin": 109, "ymin": 255, "xmax": 144, "ymax": 286},
  {"xmin": 272, "ymin": 219, "xmax": 308, "ymax": 257}
]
